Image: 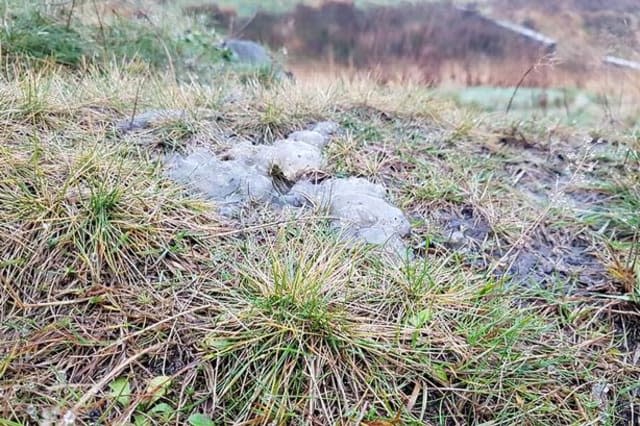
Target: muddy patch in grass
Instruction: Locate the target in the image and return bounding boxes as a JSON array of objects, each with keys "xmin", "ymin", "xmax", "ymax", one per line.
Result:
[
  {"xmin": 411, "ymin": 194, "xmax": 610, "ymax": 292},
  {"xmin": 409, "ymin": 204, "xmax": 497, "ymax": 270},
  {"xmin": 435, "ymin": 205, "xmax": 493, "ymax": 249},
  {"xmin": 506, "ymin": 227, "xmax": 608, "ymax": 289}
]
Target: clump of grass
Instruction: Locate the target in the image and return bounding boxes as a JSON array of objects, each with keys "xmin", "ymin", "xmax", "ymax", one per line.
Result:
[
  {"xmin": 225, "ymin": 92, "xmax": 313, "ymax": 142},
  {"xmin": 0, "ymin": 3, "xmax": 231, "ymax": 78},
  {"xmin": 100, "ymin": 18, "xmax": 176, "ymax": 69},
  {"xmin": 406, "ymin": 167, "xmax": 466, "ymax": 205},
  {"xmin": 0, "ymin": 10, "xmax": 87, "ymax": 66},
  {"xmin": 581, "ymin": 180, "xmax": 640, "ymax": 241},
  {"xmin": 572, "ymin": 136, "xmax": 640, "ymax": 241},
  {"xmin": 115, "ymin": 227, "xmax": 618, "ymax": 424},
  {"xmin": 0, "ymin": 141, "xmax": 222, "ymax": 291},
  {"xmin": 154, "ymin": 118, "xmax": 200, "ymax": 151}
]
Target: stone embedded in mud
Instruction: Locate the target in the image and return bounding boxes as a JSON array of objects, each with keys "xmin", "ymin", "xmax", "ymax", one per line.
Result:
[
  {"xmin": 312, "ymin": 121, "xmax": 340, "ymax": 137},
  {"xmin": 167, "ymin": 135, "xmax": 325, "ymax": 207},
  {"xmin": 288, "ymin": 177, "xmax": 411, "ymax": 251},
  {"xmin": 116, "ymin": 109, "xmax": 186, "ymax": 133},
  {"xmin": 162, "ymin": 122, "xmax": 410, "ymax": 255},
  {"xmin": 330, "ymin": 192, "xmax": 410, "ymax": 237},
  {"xmin": 225, "ymin": 141, "xmax": 272, "ymax": 173},
  {"xmin": 270, "ymin": 139, "xmax": 325, "ymax": 180},
  {"xmin": 226, "ymin": 138, "xmax": 326, "ymax": 181},
  {"xmin": 287, "ymin": 130, "xmax": 328, "ymax": 148},
  {"xmin": 166, "ymin": 148, "xmax": 275, "ymax": 203}
]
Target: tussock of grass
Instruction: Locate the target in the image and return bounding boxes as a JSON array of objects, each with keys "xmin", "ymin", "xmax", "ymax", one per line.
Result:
[
  {"xmin": 0, "ymin": 11, "xmax": 87, "ymax": 66},
  {"xmin": 0, "ymin": 1, "xmax": 229, "ymax": 78},
  {"xmin": 583, "ymin": 179, "xmax": 640, "ymax": 241},
  {"xmin": 0, "ymin": 141, "xmax": 223, "ymax": 290},
  {"xmin": 1, "ymin": 217, "xmax": 618, "ymax": 423}
]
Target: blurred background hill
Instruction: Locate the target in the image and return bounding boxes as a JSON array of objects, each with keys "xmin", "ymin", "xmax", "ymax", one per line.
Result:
[
  {"xmin": 4, "ymin": 0, "xmax": 638, "ymax": 125},
  {"xmin": 176, "ymin": 0, "xmax": 640, "ymax": 125}
]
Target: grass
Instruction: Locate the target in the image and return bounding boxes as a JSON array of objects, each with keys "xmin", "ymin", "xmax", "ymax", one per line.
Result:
[
  {"xmin": 0, "ymin": 0, "xmax": 231, "ymax": 79},
  {"xmin": 0, "ymin": 10, "xmax": 87, "ymax": 66},
  {"xmin": 0, "ymin": 3, "xmax": 639, "ymax": 426}
]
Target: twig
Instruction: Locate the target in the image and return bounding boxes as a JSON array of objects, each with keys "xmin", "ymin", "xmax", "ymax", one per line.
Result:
[
  {"xmin": 128, "ymin": 75, "xmax": 145, "ymax": 127},
  {"xmin": 506, "ymin": 62, "xmax": 536, "ymax": 114},
  {"xmin": 506, "ymin": 54, "xmax": 555, "ymax": 114},
  {"xmin": 91, "ymin": 0, "xmax": 107, "ymax": 56},
  {"xmin": 65, "ymin": 0, "xmax": 77, "ymax": 30}
]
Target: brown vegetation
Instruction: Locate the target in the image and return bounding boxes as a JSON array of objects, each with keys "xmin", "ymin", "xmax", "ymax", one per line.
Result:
[
  {"xmin": 241, "ymin": 2, "xmax": 561, "ymax": 86},
  {"xmin": 186, "ymin": 0, "xmax": 640, "ymax": 89}
]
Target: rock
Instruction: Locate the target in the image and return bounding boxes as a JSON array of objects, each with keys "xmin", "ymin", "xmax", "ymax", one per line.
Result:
[
  {"xmin": 288, "ymin": 177, "xmax": 411, "ymax": 251},
  {"xmin": 227, "ymin": 138, "xmax": 325, "ymax": 181},
  {"xmin": 116, "ymin": 109, "xmax": 185, "ymax": 133},
  {"xmin": 448, "ymin": 230, "xmax": 466, "ymax": 247},
  {"xmin": 330, "ymin": 192, "xmax": 410, "ymax": 237},
  {"xmin": 287, "ymin": 130, "xmax": 328, "ymax": 148},
  {"xmin": 161, "ymin": 122, "xmax": 411, "ymax": 256},
  {"xmin": 225, "ymin": 141, "xmax": 272, "ymax": 173},
  {"xmin": 221, "ymin": 39, "xmax": 273, "ymax": 67},
  {"xmin": 322, "ymin": 177, "xmax": 388, "ymax": 200},
  {"xmin": 270, "ymin": 139, "xmax": 325, "ymax": 180},
  {"xmin": 312, "ymin": 121, "xmax": 340, "ymax": 137},
  {"xmin": 171, "ymin": 135, "xmax": 325, "ymax": 204},
  {"xmin": 166, "ymin": 149, "xmax": 240, "ymax": 200},
  {"xmin": 166, "ymin": 148, "xmax": 275, "ymax": 204},
  {"xmin": 220, "ymin": 39, "xmax": 294, "ymax": 81},
  {"xmin": 356, "ymin": 228, "xmax": 408, "ymax": 257}
]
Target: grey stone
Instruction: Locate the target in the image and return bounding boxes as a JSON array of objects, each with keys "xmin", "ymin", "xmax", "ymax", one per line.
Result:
[
  {"xmin": 226, "ymin": 141, "xmax": 272, "ymax": 173},
  {"xmin": 288, "ymin": 177, "xmax": 411, "ymax": 250},
  {"xmin": 357, "ymin": 228, "xmax": 408, "ymax": 258},
  {"xmin": 219, "ymin": 39, "xmax": 294, "ymax": 81},
  {"xmin": 221, "ymin": 39, "xmax": 273, "ymax": 67},
  {"xmin": 166, "ymin": 149, "xmax": 240, "ymax": 200},
  {"xmin": 312, "ymin": 121, "xmax": 340, "ymax": 137},
  {"xmin": 162, "ymin": 123, "xmax": 411, "ymax": 256},
  {"xmin": 166, "ymin": 148, "xmax": 275, "ymax": 203},
  {"xmin": 270, "ymin": 139, "xmax": 325, "ymax": 180},
  {"xmin": 116, "ymin": 109, "xmax": 185, "ymax": 133},
  {"xmin": 287, "ymin": 130, "xmax": 328, "ymax": 148},
  {"xmin": 227, "ymin": 138, "xmax": 325, "ymax": 181},
  {"xmin": 329, "ymin": 192, "xmax": 410, "ymax": 237},
  {"xmin": 448, "ymin": 230, "xmax": 466, "ymax": 246}
]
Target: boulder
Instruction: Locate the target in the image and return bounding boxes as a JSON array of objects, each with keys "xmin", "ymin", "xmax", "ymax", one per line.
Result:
[
  {"xmin": 221, "ymin": 39, "xmax": 272, "ymax": 67},
  {"xmin": 220, "ymin": 39, "xmax": 294, "ymax": 81},
  {"xmin": 288, "ymin": 177, "xmax": 411, "ymax": 251}
]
